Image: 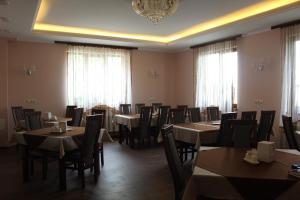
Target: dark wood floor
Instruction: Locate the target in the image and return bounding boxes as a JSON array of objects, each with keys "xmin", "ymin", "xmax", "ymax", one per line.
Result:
[{"xmin": 0, "ymin": 143, "xmax": 174, "ymax": 200}]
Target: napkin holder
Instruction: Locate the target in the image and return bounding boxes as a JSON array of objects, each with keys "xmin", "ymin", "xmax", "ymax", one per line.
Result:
[
  {"xmin": 257, "ymin": 141, "xmax": 275, "ymax": 163},
  {"xmin": 59, "ymin": 122, "xmax": 67, "ymax": 132}
]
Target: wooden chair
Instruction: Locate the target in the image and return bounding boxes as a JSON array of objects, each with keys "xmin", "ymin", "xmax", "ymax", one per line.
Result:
[
  {"xmin": 60, "ymin": 114, "xmax": 103, "ymax": 189},
  {"xmin": 177, "ymin": 105, "xmax": 188, "ymax": 118},
  {"xmin": 282, "ymin": 115, "xmax": 299, "ymax": 151},
  {"xmin": 161, "ymin": 125, "xmax": 192, "ymax": 200},
  {"xmin": 135, "ymin": 103, "xmax": 145, "ymax": 114},
  {"xmin": 152, "ymin": 103, "xmax": 162, "ymax": 113},
  {"xmin": 24, "ymin": 111, "xmax": 42, "ymax": 131},
  {"xmin": 241, "ymin": 111, "xmax": 257, "ymax": 120},
  {"xmin": 232, "ymin": 120, "xmax": 257, "ymax": 148},
  {"xmin": 152, "ymin": 106, "xmax": 171, "ymax": 142},
  {"xmin": 91, "ymin": 108, "xmax": 106, "ymax": 166},
  {"xmin": 188, "ymin": 107, "xmax": 201, "ymax": 123},
  {"xmin": 169, "ymin": 108, "xmax": 185, "ymax": 124},
  {"xmin": 69, "ymin": 108, "xmax": 83, "ymax": 127},
  {"xmin": 207, "ymin": 106, "xmax": 220, "ymax": 121},
  {"xmin": 12, "ymin": 106, "xmax": 24, "ymax": 126},
  {"xmin": 65, "ymin": 105, "xmax": 77, "ymax": 118},
  {"xmin": 132, "ymin": 106, "xmax": 152, "ymax": 147},
  {"xmin": 217, "ymin": 119, "xmax": 235, "ymax": 147},
  {"xmin": 257, "ymin": 110, "xmax": 275, "ymax": 141},
  {"xmin": 119, "ymin": 104, "xmax": 131, "ymax": 115}
]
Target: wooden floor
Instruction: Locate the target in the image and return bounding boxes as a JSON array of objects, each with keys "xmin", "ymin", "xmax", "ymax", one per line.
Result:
[{"xmin": 0, "ymin": 143, "xmax": 174, "ymax": 200}]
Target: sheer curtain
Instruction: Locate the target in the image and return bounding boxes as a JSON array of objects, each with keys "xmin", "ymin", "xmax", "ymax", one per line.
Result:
[
  {"xmin": 67, "ymin": 45, "xmax": 132, "ymax": 110},
  {"xmin": 281, "ymin": 24, "xmax": 300, "ymax": 121},
  {"xmin": 194, "ymin": 40, "xmax": 238, "ymax": 112}
]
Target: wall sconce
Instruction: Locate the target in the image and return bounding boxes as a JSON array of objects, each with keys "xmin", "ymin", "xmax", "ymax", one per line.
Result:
[
  {"xmin": 255, "ymin": 63, "xmax": 265, "ymax": 72},
  {"xmin": 23, "ymin": 66, "xmax": 36, "ymax": 76},
  {"xmin": 148, "ymin": 68, "xmax": 159, "ymax": 79},
  {"xmin": 254, "ymin": 58, "xmax": 270, "ymax": 72}
]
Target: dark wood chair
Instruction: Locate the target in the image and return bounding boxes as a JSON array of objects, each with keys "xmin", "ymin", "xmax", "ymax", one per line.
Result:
[
  {"xmin": 69, "ymin": 108, "xmax": 83, "ymax": 127},
  {"xmin": 60, "ymin": 114, "xmax": 103, "ymax": 190},
  {"xmin": 188, "ymin": 107, "xmax": 201, "ymax": 123},
  {"xmin": 241, "ymin": 111, "xmax": 257, "ymax": 120},
  {"xmin": 131, "ymin": 106, "xmax": 152, "ymax": 147},
  {"xmin": 119, "ymin": 104, "xmax": 131, "ymax": 115},
  {"xmin": 169, "ymin": 108, "xmax": 185, "ymax": 124},
  {"xmin": 65, "ymin": 105, "xmax": 77, "ymax": 118},
  {"xmin": 91, "ymin": 108, "xmax": 106, "ymax": 166},
  {"xmin": 24, "ymin": 111, "xmax": 42, "ymax": 131},
  {"xmin": 177, "ymin": 105, "xmax": 188, "ymax": 118},
  {"xmin": 232, "ymin": 120, "xmax": 257, "ymax": 148},
  {"xmin": 257, "ymin": 110, "xmax": 275, "ymax": 141},
  {"xmin": 152, "ymin": 103, "xmax": 162, "ymax": 113},
  {"xmin": 207, "ymin": 106, "xmax": 220, "ymax": 121},
  {"xmin": 12, "ymin": 106, "xmax": 24, "ymax": 126},
  {"xmin": 161, "ymin": 125, "xmax": 192, "ymax": 200},
  {"xmin": 135, "ymin": 103, "xmax": 145, "ymax": 114},
  {"xmin": 152, "ymin": 106, "xmax": 171, "ymax": 142},
  {"xmin": 217, "ymin": 119, "xmax": 235, "ymax": 147},
  {"xmin": 282, "ymin": 115, "xmax": 299, "ymax": 151}
]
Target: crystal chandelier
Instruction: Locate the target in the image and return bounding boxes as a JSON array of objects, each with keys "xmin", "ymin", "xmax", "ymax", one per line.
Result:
[{"xmin": 132, "ymin": 0, "xmax": 179, "ymax": 24}]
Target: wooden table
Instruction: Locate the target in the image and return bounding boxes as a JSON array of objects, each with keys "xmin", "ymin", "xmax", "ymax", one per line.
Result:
[
  {"xmin": 158, "ymin": 122, "xmax": 219, "ymax": 148},
  {"xmin": 114, "ymin": 114, "xmax": 157, "ymax": 147},
  {"xmin": 15, "ymin": 127, "xmax": 109, "ymax": 190},
  {"xmin": 183, "ymin": 147, "xmax": 300, "ymax": 200}
]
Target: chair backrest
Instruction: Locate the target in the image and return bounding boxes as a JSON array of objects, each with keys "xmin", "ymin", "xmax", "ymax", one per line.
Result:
[
  {"xmin": 71, "ymin": 108, "xmax": 83, "ymax": 127},
  {"xmin": 169, "ymin": 108, "xmax": 185, "ymax": 124},
  {"xmin": 135, "ymin": 103, "xmax": 145, "ymax": 114},
  {"xmin": 232, "ymin": 120, "xmax": 257, "ymax": 148},
  {"xmin": 119, "ymin": 104, "xmax": 131, "ymax": 115},
  {"xmin": 23, "ymin": 108, "xmax": 35, "ymax": 117},
  {"xmin": 157, "ymin": 106, "xmax": 171, "ymax": 129},
  {"xmin": 81, "ymin": 114, "xmax": 103, "ymax": 162},
  {"xmin": 65, "ymin": 105, "xmax": 77, "ymax": 118},
  {"xmin": 188, "ymin": 107, "xmax": 201, "ymax": 123},
  {"xmin": 24, "ymin": 111, "xmax": 42, "ymax": 130},
  {"xmin": 177, "ymin": 105, "xmax": 188, "ymax": 117},
  {"xmin": 218, "ymin": 113, "xmax": 238, "ymax": 142},
  {"xmin": 217, "ymin": 119, "xmax": 235, "ymax": 147},
  {"xmin": 152, "ymin": 103, "xmax": 162, "ymax": 113},
  {"xmin": 91, "ymin": 108, "xmax": 106, "ymax": 127},
  {"xmin": 161, "ymin": 125, "xmax": 185, "ymax": 200},
  {"xmin": 207, "ymin": 106, "xmax": 220, "ymax": 121},
  {"xmin": 258, "ymin": 110, "xmax": 275, "ymax": 141},
  {"xmin": 282, "ymin": 115, "xmax": 299, "ymax": 150},
  {"xmin": 11, "ymin": 106, "xmax": 24, "ymax": 125},
  {"xmin": 241, "ymin": 111, "xmax": 257, "ymax": 120}
]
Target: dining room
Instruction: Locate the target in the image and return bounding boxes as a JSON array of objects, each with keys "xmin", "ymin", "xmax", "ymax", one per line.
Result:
[{"xmin": 1, "ymin": 0, "xmax": 300, "ymax": 200}]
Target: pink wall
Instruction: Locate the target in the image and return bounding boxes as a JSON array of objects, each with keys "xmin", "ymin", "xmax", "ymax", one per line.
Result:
[
  {"xmin": 0, "ymin": 39, "xmax": 9, "ymax": 146},
  {"xmin": 131, "ymin": 50, "xmax": 175, "ymax": 110},
  {"xmin": 238, "ymin": 29, "xmax": 282, "ymax": 137}
]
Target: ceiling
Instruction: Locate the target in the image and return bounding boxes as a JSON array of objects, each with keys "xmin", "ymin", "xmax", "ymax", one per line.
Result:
[{"xmin": 1, "ymin": 0, "xmax": 300, "ymax": 51}]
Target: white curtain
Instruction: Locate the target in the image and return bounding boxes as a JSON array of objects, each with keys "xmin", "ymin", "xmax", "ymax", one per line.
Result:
[
  {"xmin": 67, "ymin": 45, "xmax": 132, "ymax": 110},
  {"xmin": 281, "ymin": 24, "xmax": 300, "ymax": 121},
  {"xmin": 194, "ymin": 40, "xmax": 238, "ymax": 112}
]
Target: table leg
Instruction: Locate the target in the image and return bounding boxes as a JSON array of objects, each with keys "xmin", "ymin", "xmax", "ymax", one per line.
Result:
[
  {"xmin": 22, "ymin": 145, "xmax": 30, "ymax": 182},
  {"xmin": 59, "ymin": 158, "xmax": 66, "ymax": 190},
  {"xmin": 118, "ymin": 124, "xmax": 123, "ymax": 144}
]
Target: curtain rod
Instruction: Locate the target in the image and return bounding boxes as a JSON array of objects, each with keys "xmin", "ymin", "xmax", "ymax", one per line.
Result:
[
  {"xmin": 271, "ymin": 19, "xmax": 300, "ymax": 29},
  {"xmin": 54, "ymin": 41, "xmax": 138, "ymax": 50},
  {"xmin": 190, "ymin": 35, "xmax": 242, "ymax": 49}
]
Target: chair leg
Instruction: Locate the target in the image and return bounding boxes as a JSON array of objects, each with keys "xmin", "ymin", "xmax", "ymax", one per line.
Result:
[
  {"xmin": 42, "ymin": 157, "xmax": 48, "ymax": 180},
  {"xmin": 79, "ymin": 163, "xmax": 85, "ymax": 189},
  {"xmin": 100, "ymin": 146, "xmax": 104, "ymax": 167},
  {"xmin": 179, "ymin": 147, "xmax": 184, "ymax": 163},
  {"xmin": 59, "ymin": 158, "xmax": 66, "ymax": 190},
  {"xmin": 30, "ymin": 159, "xmax": 34, "ymax": 175}
]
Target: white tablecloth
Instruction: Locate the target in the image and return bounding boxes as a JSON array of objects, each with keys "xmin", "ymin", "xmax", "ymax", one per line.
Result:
[{"xmin": 114, "ymin": 114, "xmax": 157, "ymax": 131}]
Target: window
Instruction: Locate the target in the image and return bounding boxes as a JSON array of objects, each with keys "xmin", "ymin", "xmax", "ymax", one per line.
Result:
[
  {"xmin": 281, "ymin": 24, "xmax": 300, "ymax": 120},
  {"xmin": 194, "ymin": 40, "xmax": 238, "ymax": 112},
  {"xmin": 67, "ymin": 46, "xmax": 131, "ymax": 110}
]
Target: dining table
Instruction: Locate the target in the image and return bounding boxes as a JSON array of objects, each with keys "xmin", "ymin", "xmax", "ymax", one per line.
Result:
[
  {"xmin": 157, "ymin": 122, "xmax": 220, "ymax": 148},
  {"xmin": 15, "ymin": 126, "xmax": 111, "ymax": 190},
  {"xmin": 114, "ymin": 114, "xmax": 158, "ymax": 147},
  {"xmin": 183, "ymin": 147, "xmax": 300, "ymax": 200}
]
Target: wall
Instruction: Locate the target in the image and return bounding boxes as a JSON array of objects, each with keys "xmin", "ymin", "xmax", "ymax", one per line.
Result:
[
  {"xmin": 238, "ymin": 29, "xmax": 282, "ymax": 138},
  {"xmin": 0, "ymin": 38, "xmax": 9, "ymax": 146},
  {"xmin": 131, "ymin": 50, "xmax": 176, "ymax": 109}
]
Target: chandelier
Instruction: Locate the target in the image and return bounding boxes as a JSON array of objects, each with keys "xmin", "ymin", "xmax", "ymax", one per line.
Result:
[{"xmin": 132, "ymin": 0, "xmax": 179, "ymax": 24}]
